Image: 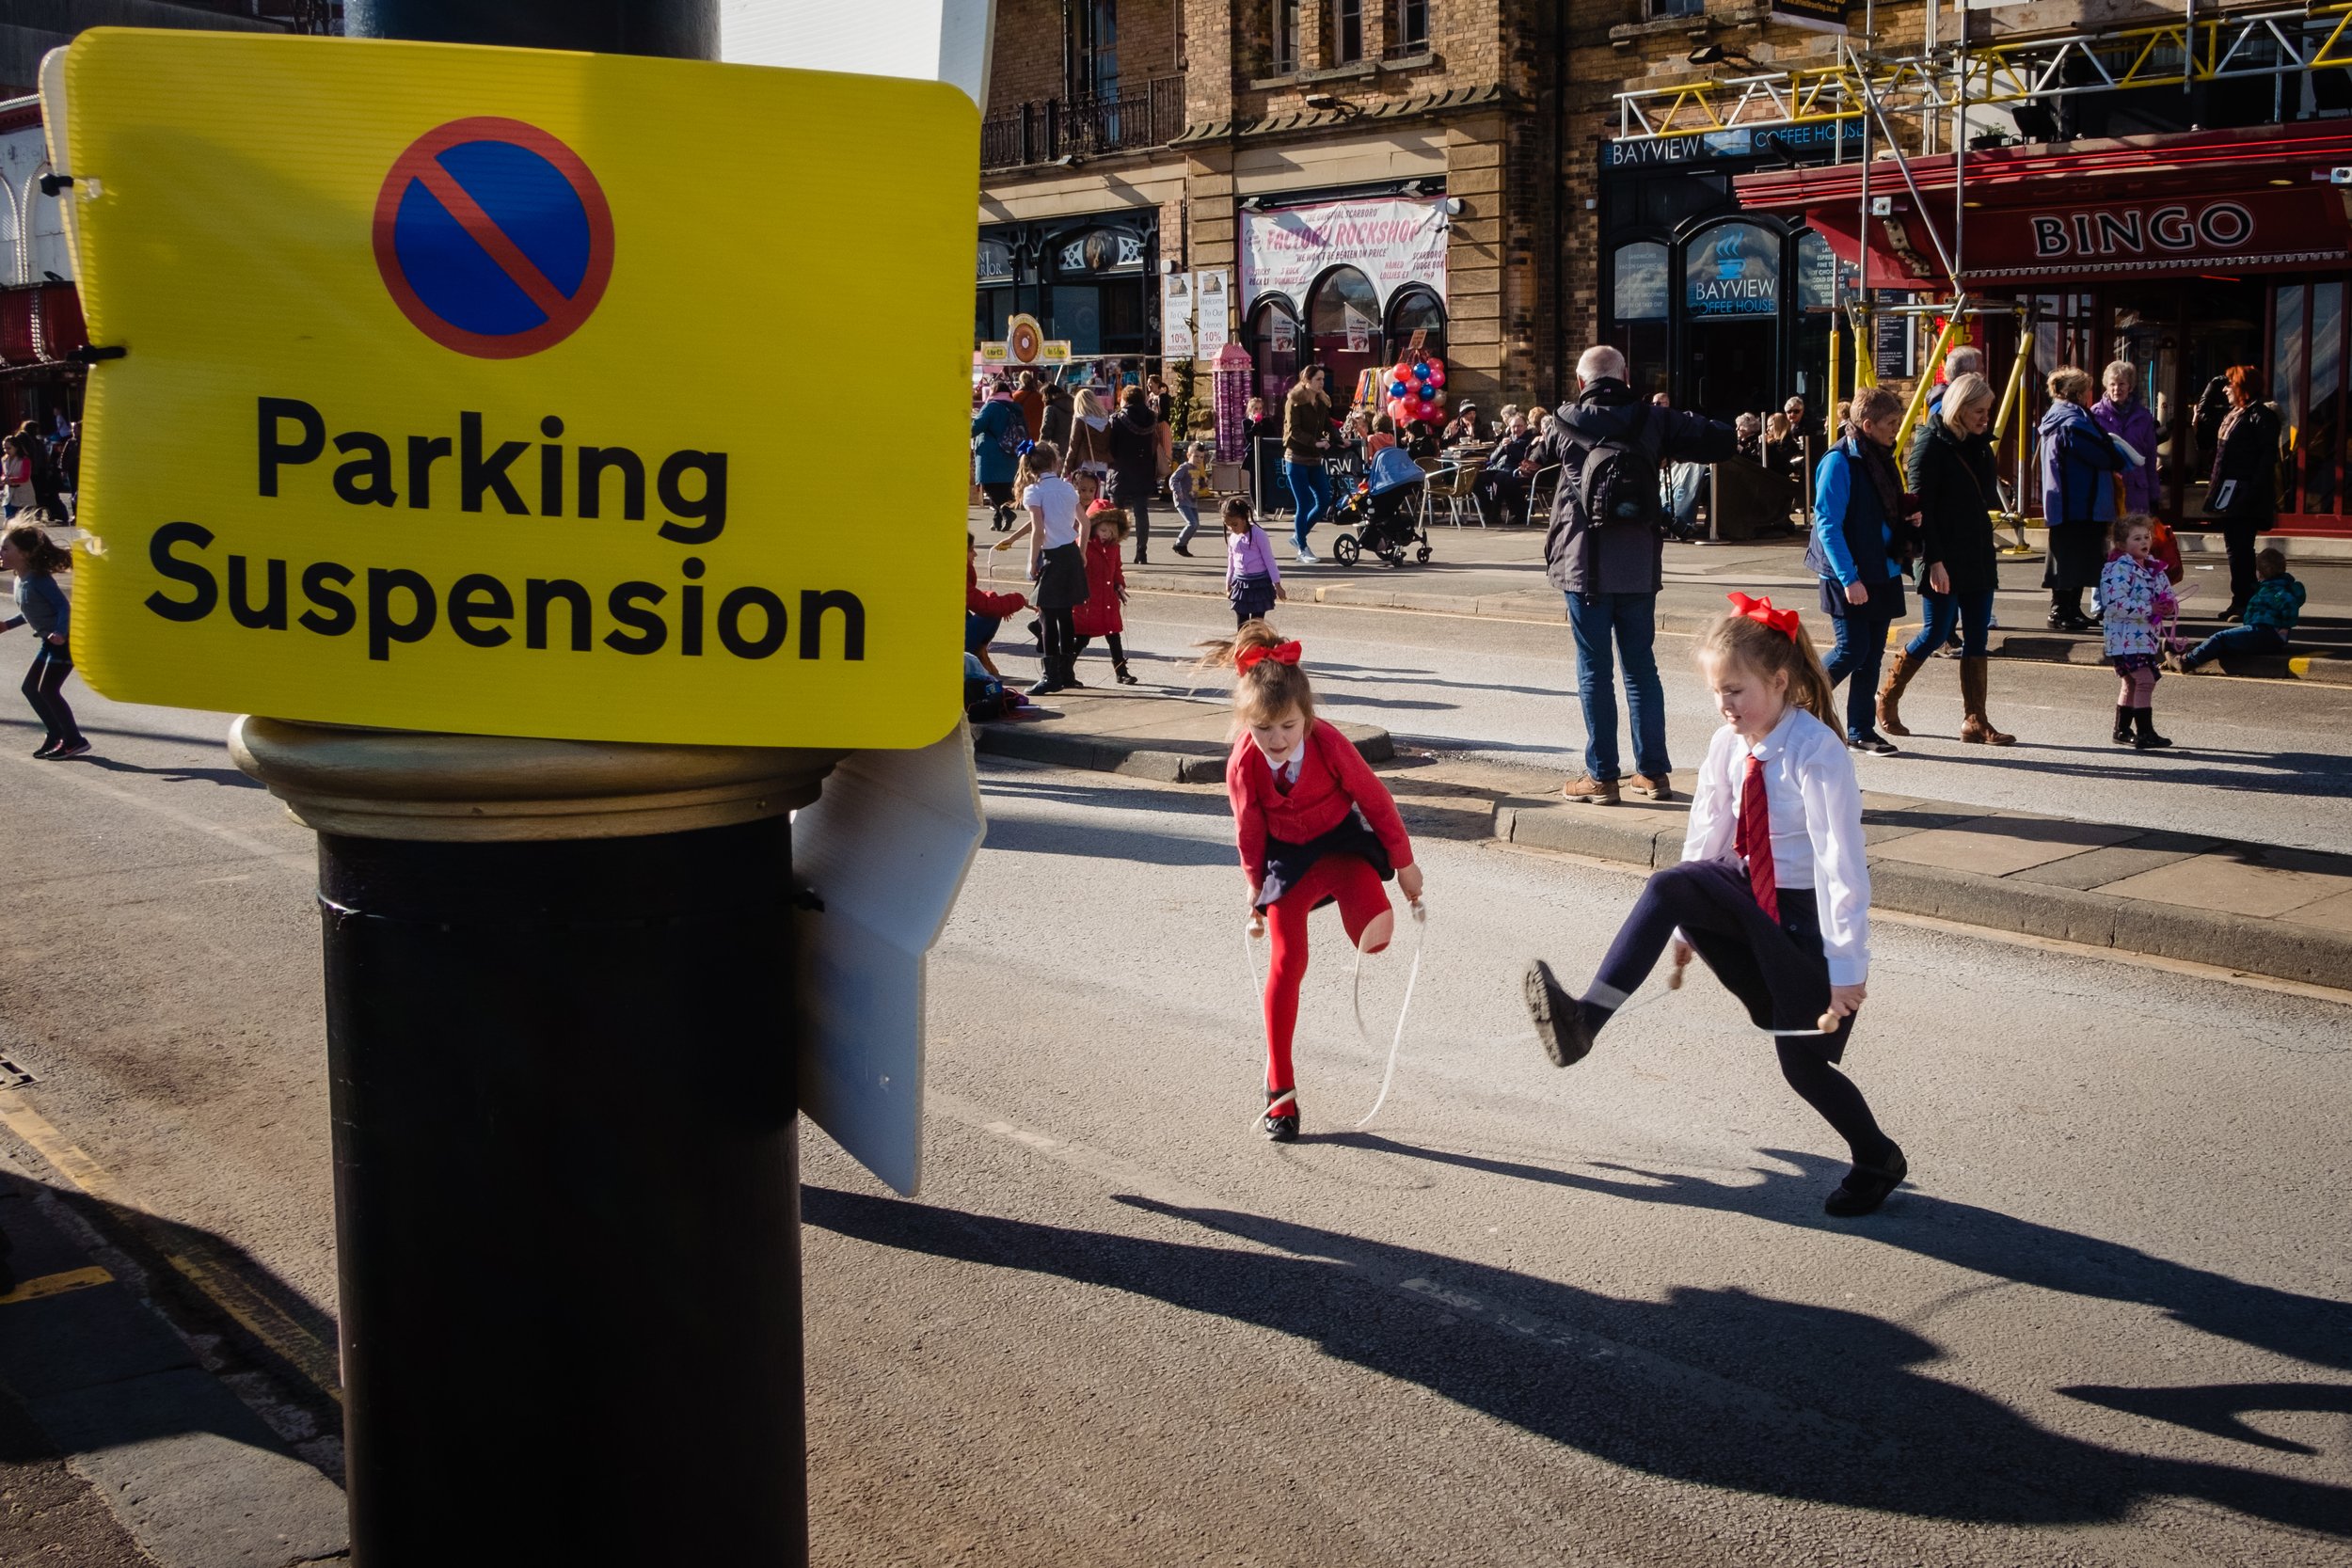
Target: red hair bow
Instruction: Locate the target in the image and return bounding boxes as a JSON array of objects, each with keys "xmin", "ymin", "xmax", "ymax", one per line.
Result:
[
  {"xmin": 1727, "ymin": 592, "xmax": 1801, "ymax": 639},
  {"xmin": 1235, "ymin": 640, "xmax": 1303, "ymax": 673}
]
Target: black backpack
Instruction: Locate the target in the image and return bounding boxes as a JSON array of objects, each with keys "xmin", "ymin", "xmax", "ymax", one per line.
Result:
[{"xmin": 1574, "ymin": 403, "xmax": 1664, "ymax": 531}]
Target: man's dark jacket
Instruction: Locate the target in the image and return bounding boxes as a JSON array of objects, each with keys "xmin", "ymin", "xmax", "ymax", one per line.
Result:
[{"xmin": 1530, "ymin": 378, "xmax": 1738, "ymax": 594}]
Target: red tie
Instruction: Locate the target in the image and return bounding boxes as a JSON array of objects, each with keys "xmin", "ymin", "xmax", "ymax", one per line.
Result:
[{"xmin": 1738, "ymin": 754, "xmax": 1779, "ymax": 922}]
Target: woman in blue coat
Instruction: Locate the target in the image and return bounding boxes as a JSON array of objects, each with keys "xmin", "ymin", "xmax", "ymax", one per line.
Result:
[
  {"xmin": 1807, "ymin": 386, "xmax": 1917, "ymax": 753},
  {"xmin": 2038, "ymin": 367, "xmax": 2123, "ymax": 631},
  {"xmin": 971, "ymin": 379, "xmax": 1027, "ymax": 531}
]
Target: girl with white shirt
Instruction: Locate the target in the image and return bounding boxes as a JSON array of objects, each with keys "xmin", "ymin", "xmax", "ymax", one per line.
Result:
[
  {"xmin": 994, "ymin": 442, "xmax": 1089, "ymax": 695},
  {"xmin": 1523, "ymin": 593, "xmax": 1907, "ymax": 1217}
]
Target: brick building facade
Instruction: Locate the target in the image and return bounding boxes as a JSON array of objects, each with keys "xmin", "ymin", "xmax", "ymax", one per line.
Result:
[{"xmin": 978, "ymin": 0, "xmax": 1567, "ymax": 418}]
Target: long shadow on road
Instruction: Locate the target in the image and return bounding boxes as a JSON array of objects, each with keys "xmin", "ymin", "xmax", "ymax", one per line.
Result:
[
  {"xmin": 803, "ymin": 1183, "xmax": 2352, "ymax": 1538},
  {"xmin": 1346, "ymin": 1136, "xmax": 2352, "ymax": 1375}
]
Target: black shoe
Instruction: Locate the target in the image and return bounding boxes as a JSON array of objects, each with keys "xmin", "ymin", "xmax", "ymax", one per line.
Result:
[
  {"xmin": 1847, "ymin": 731, "xmax": 1899, "ymax": 755},
  {"xmin": 2047, "ymin": 609, "xmax": 2094, "ymax": 632},
  {"xmin": 1261, "ymin": 1088, "xmax": 1299, "ymax": 1143},
  {"xmin": 2133, "ymin": 709, "xmax": 2173, "ymax": 751},
  {"xmin": 41, "ymin": 739, "xmax": 89, "ymax": 761},
  {"xmin": 1522, "ymin": 959, "xmax": 1593, "ymax": 1068},
  {"xmin": 2219, "ymin": 601, "xmax": 2248, "ymax": 624},
  {"xmin": 30, "ymin": 737, "xmax": 58, "ymax": 759},
  {"xmin": 1025, "ymin": 678, "xmax": 1065, "ymax": 697},
  {"xmin": 2112, "ymin": 705, "xmax": 2134, "ymax": 745},
  {"xmin": 1134, "ymin": 552, "xmax": 1150, "ymax": 566},
  {"xmin": 1115, "ymin": 665, "xmax": 1139, "ymax": 686},
  {"xmin": 1824, "ymin": 1143, "xmax": 1907, "ymax": 1217},
  {"xmin": 1170, "ymin": 543, "xmax": 1192, "ymax": 558}
]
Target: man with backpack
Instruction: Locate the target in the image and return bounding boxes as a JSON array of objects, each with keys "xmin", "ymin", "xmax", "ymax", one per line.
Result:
[{"xmin": 1522, "ymin": 345, "xmax": 1740, "ymax": 804}]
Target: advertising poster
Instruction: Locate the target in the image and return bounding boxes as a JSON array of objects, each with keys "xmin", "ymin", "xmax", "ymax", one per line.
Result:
[{"xmin": 1240, "ymin": 197, "xmax": 1449, "ymax": 314}]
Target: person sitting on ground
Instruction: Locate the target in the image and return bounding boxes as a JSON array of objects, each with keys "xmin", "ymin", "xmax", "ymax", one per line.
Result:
[
  {"xmin": 965, "ymin": 534, "xmax": 1028, "ymax": 679},
  {"xmin": 2177, "ymin": 547, "xmax": 2303, "ymax": 672}
]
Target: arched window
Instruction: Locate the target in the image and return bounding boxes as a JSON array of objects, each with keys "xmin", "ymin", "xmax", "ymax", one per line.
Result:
[
  {"xmin": 1683, "ymin": 220, "xmax": 1779, "ymax": 321},
  {"xmin": 1610, "ymin": 240, "xmax": 1670, "ymax": 401},
  {"xmin": 27, "ymin": 166, "xmax": 67, "ymax": 285},
  {"xmin": 1383, "ymin": 284, "xmax": 1446, "ymax": 366},
  {"xmin": 0, "ymin": 177, "xmax": 22, "ymax": 290},
  {"xmin": 1305, "ymin": 264, "xmax": 1380, "ymax": 405},
  {"xmin": 1246, "ymin": 293, "xmax": 1301, "ymax": 404}
]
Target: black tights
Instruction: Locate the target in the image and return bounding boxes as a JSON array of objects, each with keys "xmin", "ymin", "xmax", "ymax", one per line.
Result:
[
  {"xmin": 1586, "ymin": 860, "xmax": 1890, "ymax": 1163},
  {"xmin": 1038, "ymin": 606, "xmax": 1077, "ymax": 678},
  {"xmin": 1074, "ymin": 630, "xmax": 1127, "ymax": 671},
  {"xmin": 23, "ymin": 645, "xmax": 79, "ymax": 746}
]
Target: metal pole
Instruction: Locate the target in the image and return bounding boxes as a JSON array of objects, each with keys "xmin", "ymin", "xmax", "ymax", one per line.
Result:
[{"xmin": 270, "ymin": 6, "xmax": 816, "ymax": 1566}]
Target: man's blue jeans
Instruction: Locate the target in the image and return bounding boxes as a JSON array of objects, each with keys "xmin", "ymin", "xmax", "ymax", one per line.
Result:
[
  {"xmin": 1905, "ymin": 587, "xmax": 1995, "ymax": 659},
  {"xmin": 1566, "ymin": 592, "xmax": 1668, "ymax": 782},
  {"xmin": 1283, "ymin": 460, "xmax": 1330, "ymax": 551},
  {"xmin": 2182, "ymin": 623, "xmax": 2287, "ymax": 670}
]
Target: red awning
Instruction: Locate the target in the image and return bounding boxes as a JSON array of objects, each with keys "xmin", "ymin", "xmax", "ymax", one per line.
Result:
[{"xmin": 1734, "ymin": 121, "xmax": 2352, "ymax": 288}]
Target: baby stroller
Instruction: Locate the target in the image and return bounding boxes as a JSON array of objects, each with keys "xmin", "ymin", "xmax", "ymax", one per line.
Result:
[{"xmin": 1329, "ymin": 444, "xmax": 1433, "ymax": 567}]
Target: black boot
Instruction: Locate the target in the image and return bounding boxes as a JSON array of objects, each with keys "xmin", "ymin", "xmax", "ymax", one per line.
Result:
[
  {"xmin": 1115, "ymin": 659, "xmax": 1138, "ymax": 686},
  {"xmin": 2133, "ymin": 707, "xmax": 2173, "ymax": 750},
  {"xmin": 1260, "ymin": 1087, "xmax": 1299, "ymax": 1143},
  {"xmin": 2112, "ymin": 705, "xmax": 2134, "ymax": 745}
]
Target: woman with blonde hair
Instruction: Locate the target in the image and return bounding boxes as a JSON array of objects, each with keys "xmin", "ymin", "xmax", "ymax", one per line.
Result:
[
  {"xmin": 1066, "ymin": 385, "xmax": 1113, "ymax": 487},
  {"xmin": 1880, "ymin": 372, "xmax": 2012, "ymax": 744}
]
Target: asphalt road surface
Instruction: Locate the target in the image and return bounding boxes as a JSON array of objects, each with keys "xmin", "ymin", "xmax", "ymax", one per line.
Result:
[{"xmin": 1, "ymin": 648, "xmax": 2346, "ymax": 1565}]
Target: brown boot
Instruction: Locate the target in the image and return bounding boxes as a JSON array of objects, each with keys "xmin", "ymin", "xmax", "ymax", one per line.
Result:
[
  {"xmin": 1958, "ymin": 657, "xmax": 2014, "ymax": 746},
  {"xmin": 1876, "ymin": 649, "xmax": 1928, "ymax": 737}
]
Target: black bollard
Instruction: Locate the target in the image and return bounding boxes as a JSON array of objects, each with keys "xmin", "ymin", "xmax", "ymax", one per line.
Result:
[{"xmin": 232, "ymin": 718, "xmax": 834, "ymax": 1566}]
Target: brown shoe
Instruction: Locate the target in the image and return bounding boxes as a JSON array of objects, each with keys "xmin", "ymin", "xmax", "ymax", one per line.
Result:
[
  {"xmin": 1562, "ymin": 773, "xmax": 1621, "ymax": 805},
  {"xmin": 1628, "ymin": 772, "xmax": 1673, "ymax": 801}
]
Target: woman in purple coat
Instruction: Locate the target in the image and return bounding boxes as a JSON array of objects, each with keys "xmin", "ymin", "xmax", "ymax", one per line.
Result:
[{"xmin": 2091, "ymin": 360, "xmax": 2159, "ymax": 516}]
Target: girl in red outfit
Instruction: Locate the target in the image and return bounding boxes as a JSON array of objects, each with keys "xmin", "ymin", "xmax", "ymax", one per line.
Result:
[
  {"xmin": 1208, "ymin": 621, "xmax": 1423, "ymax": 1141},
  {"xmin": 1072, "ymin": 500, "xmax": 1139, "ymax": 684}
]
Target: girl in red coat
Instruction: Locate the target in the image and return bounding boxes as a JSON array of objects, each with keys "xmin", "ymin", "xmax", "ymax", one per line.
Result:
[
  {"xmin": 1073, "ymin": 500, "xmax": 1139, "ymax": 684},
  {"xmin": 1210, "ymin": 620, "xmax": 1423, "ymax": 1140}
]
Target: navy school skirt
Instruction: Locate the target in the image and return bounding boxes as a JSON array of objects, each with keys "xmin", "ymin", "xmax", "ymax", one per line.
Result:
[{"xmin": 1255, "ymin": 806, "xmax": 1395, "ymax": 911}]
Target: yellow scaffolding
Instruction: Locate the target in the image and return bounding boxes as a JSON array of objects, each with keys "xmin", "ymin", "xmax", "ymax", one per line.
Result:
[{"xmin": 1614, "ymin": 2, "xmax": 2352, "ymax": 139}]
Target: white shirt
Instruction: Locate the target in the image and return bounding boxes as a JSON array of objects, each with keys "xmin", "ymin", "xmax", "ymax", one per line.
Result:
[
  {"xmin": 1681, "ymin": 706, "xmax": 1872, "ymax": 985},
  {"xmin": 1020, "ymin": 475, "xmax": 1081, "ymax": 549}
]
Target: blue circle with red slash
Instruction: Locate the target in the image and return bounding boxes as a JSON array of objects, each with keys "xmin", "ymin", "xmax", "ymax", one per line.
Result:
[{"xmin": 372, "ymin": 118, "xmax": 614, "ymax": 359}]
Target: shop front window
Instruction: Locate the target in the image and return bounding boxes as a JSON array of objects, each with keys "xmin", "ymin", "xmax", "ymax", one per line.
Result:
[
  {"xmin": 2273, "ymin": 283, "xmax": 2306, "ymax": 515},
  {"xmin": 1684, "ymin": 221, "xmax": 1781, "ymax": 420},
  {"xmin": 2308, "ymin": 281, "xmax": 2343, "ymax": 515},
  {"xmin": 1611, "ymin": 240, "xmax": 1670, "ymax": 402},
  {"xmin": 1307, "ymin": 265, "xmax": 1382, "ymax": 410},
  {"xmin": 1248, "ymin": 294, "xmax": 1301, "ymax": 404},
  {"xmin": 1384, "ymin": 284, "xmax": 1447, "ymax": 370}
]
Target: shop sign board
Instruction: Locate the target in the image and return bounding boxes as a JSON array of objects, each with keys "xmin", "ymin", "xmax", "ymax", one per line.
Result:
[
  {"xmin": 1240, "ymin": 196, "xmax": 1448, "ymax": 315},
  {"xmin": 1603, "ymin": 119, "xmax": 1863, "ymax": 168},
  {"xmin": 1195, "ymin": 267, "xmax": 1232, "ymax": 355},
  {"xmin": 50, "ymin": 29, "xmax": 977, "ymax": 751},
  {"xmin": 1161, "ymin": 270, "xmax": 1194, "ymax": 359},
  {"xmin": 1953, "ymin": 189, "xmax": 2352, "ymax": 283}
]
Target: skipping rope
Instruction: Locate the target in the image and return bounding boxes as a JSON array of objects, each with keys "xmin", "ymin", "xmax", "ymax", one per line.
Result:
[{"xmin": 1242, "ymin": 897, "xmax": 1430, "ymax": 1132}]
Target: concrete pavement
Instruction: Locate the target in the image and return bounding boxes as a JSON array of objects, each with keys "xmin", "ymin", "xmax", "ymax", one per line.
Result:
[{"xmin": 975, "ymin": 514, "xmax": 2352, "ymax": 682}]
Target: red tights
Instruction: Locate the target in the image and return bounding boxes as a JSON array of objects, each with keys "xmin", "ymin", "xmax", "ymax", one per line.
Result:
[{"xmin": 1263, "ymin": 855, "xmax": 1393, "ymax": 1099}]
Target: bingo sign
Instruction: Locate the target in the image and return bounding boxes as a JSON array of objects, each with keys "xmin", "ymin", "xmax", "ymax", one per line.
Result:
[
  {"xmin": 1687, "ymin": 222, "xmax": 1779, "ymax": 319},
  {"xmin": 373, "ymin": 118, "xmax": 614, "ymax": 359},
  {"xmin": 45, "ymin": 28, "xmax": 978, "ymax": 750}
]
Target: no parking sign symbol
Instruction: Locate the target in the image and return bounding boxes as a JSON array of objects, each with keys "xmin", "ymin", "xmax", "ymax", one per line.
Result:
[{"xmin": 371, "ymin": 117, "xmax": 614, "ymax": 358}]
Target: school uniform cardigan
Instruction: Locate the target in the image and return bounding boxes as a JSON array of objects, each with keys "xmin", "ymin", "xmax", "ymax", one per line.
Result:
[{"xmin": 1227, "ymin": 719, "xmax": 1413, "ymax": 898}]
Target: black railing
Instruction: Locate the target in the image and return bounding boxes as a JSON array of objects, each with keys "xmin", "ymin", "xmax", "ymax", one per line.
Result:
[{"xmin": 981, "ymin": 76, "xmax": 1186, "ymax": 169}]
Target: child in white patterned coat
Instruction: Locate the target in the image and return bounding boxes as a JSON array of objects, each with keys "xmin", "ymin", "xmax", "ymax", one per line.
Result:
[{"xmin": 2100, "ymin": 515, "xmax": 2177, "ymax": 752}]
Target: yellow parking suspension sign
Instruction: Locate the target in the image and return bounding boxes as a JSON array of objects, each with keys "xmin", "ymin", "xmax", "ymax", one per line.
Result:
[{"xmin": 46, "ymin": 30, "xmax": 975, "ymax": 749}]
